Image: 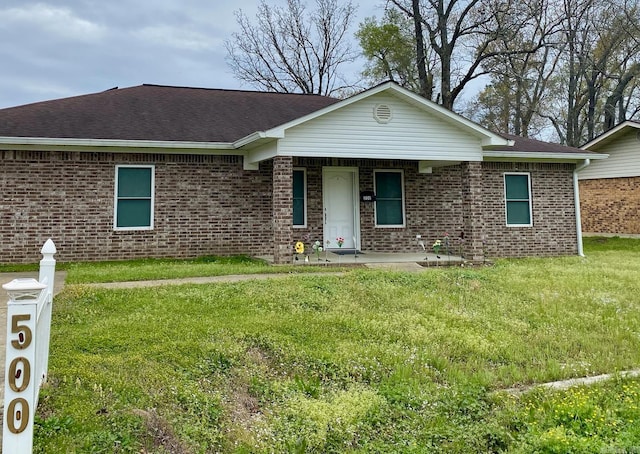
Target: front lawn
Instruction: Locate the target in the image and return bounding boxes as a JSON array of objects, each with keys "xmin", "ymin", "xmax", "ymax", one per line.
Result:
[
  {"xmin": 63, "ymin": 255, "xmax": 345, "ymax": 284},
  {"xmin": 33, "ymin": 237, "xmax": 640, "ymax": 452}
]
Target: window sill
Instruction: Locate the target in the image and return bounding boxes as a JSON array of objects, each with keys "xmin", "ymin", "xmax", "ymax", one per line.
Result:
[
  {"xmin": 505, "ymin": 224, "xmax": 533, "ymax": 228},
  {"xmin": 113, "ymin": 227, "xmax": 154, "ymax": 232}
]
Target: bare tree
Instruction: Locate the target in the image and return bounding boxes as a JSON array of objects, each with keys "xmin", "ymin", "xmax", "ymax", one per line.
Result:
[
  {"xmin": 467, "ymin": 0, "xmax": 565, "ymax": 137},
  {"xmin": 411, "ymin": 0, "xmax": 434, "ymax": 100},
  {"xmin": 463, "ymin": 0, "xmax": 640, "ymax": 144},
  {"xmin": 546, "ymin": 0, "xmax": 640, "ymax": 145},
  {"xmin": 225, "ymin": 0, "xmax": 358, "ymax": 96},
  {"xmin": 388, "ymin": 0, "xmax": 537, "ymax": 110}
]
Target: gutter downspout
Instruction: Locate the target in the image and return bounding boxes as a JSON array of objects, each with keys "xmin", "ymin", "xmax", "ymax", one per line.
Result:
[{"xmin": 574, "ymin": 159, "xmax": 591, "ymax": 257}]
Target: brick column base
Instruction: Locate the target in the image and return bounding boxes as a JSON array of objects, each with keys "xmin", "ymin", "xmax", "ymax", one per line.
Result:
[
  {"xmin": 461, "ymin": 161, "xmax": 484, "ymax": 262},
  {"xmin": 272, "ymin": 156, "xmax": 293, "ymax": 264}
]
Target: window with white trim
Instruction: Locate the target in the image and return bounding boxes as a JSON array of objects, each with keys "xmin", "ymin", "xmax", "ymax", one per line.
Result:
[
  {"xmin": 114, "ymin": 165, "xmax": 155, "ymax": 230},
  {"xmin": 374, "ymin": 170, "xmax": 405, "ymax": 227},
  {"xmin": 504, "ymin": 173, "xmax": 532, "ymax": 226},
  {"xmin": 293, "ymin": 168, "xmax": 307, "ymax": 227}
]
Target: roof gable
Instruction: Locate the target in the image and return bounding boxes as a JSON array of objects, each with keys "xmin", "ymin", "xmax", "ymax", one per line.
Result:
[
  {"xmin": 273, "ymin": 90, "xmax": 485, "ymax": 161},
  {"xmin": 582, "ymin": 120, "xmax": 640, "ymax": 151},
  {"xmin": 579, "ymin": 121, "xmax": 640, "ymax": 179},
  {"xmin": 259, "ymin": 82, "xmax": 510, "ymax": 148}
]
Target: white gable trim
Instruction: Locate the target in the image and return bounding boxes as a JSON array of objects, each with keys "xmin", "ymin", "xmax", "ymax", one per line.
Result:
[
  {"xmin": 582, "ymin": 121, "xmax": 640, "ymax": 150},
  {"xmin": 256, "ymin": 82, "xmax": 510, "ymax": 148}
]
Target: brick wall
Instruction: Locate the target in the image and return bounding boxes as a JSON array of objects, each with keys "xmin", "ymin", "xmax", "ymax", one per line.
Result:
[
  {"xmin": 461, "ymin": 161, "xmax": 484, "ymax": 261},
  {"xmin": 294, "ymin": 158, "xmax": 465, "ymax": 254},
  {"xmin": 294, "ymin": 158, "xmax": 578, "ymax": 258},
  {"xmin": 579, "ymin": 177, "xmax": 640, "ymax": 234},
  {"xmin": 482, "ymin": 162, "xmax": 578, "ymax": 257},
  {"xmin": 0, "ymin": 150, "xmax": 273, "ymax": 263},
  {"xmin": 272, "ymin": 156, "xmax": 293, "ymax": 263},
  {"xmin": 0, "ymin": 150, "xmax": 579, "ymax": 264}
]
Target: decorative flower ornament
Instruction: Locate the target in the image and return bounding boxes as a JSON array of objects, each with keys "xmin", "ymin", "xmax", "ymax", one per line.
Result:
[
  {"xmin": 295, "ymin": 241, "xmax": 305, "ymax": 254},
  {"xmin": 336, "ymin": 237, "xmax": 345, "ymax": 247},
  {"xmin": 433, "ymin": 239, "xmax": 442, "ymax": 255}
]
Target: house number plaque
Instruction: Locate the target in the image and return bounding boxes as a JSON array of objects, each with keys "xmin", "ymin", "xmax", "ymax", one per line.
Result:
[{"xmin": 6, "ymin": 314, "xmax": 33, "ymax": 434}]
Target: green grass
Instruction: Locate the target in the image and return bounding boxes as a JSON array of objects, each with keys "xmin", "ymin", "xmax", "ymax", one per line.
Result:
[
  {"xmin": 63, "ymin": 255, "xmax": 346, "ymax": 284},
  {"xmin": 31, "ymin": 237, "xmax": 640, "ymax": 452},
  {"xmin": 0, "ymin": 262, "xmax": 40, "ymax": 272}
]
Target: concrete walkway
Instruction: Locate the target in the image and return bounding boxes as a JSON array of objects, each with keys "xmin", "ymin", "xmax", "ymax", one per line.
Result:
[
  {"xmin": 79, "ymin": 271, "xmax": 346, "ymax": 290},
  {"xmin": 501, "ymin": 369, "xmax": 640, "ymax": 396}
]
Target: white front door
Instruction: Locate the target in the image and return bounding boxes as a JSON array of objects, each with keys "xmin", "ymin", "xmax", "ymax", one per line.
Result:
[{"xmin": 323, "ymin": 167, "xmax": 359, "ymax": 249}]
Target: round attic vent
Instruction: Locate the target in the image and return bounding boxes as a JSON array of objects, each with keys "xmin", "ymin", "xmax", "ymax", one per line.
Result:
[{"xmin": 373, "ymin": 104, "xmax": 392, "ymax": 123}]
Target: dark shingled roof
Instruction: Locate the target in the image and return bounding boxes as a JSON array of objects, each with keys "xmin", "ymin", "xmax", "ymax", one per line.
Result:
[
  {"xmin": 0, "ymin": 84, "xmax": 341, "ymax": 142},
  {"xmin": 0, "ymin": 83, "xmax": 604, "ymax": 156},
  {"xmin": 494, "ymin": 133, "xmax": 590, "ymax": 154}
]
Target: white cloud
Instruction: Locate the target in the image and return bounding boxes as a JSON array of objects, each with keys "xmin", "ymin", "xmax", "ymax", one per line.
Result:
[
  {"xmin": 133, "ymin": 25, "xmax": 220, "ymax": 52},
  {"xmin": 1, "ymin": 3, "xmax": 106, "ymax": 42}
]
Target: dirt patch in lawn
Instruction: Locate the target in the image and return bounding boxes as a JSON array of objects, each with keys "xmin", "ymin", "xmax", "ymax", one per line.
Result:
[{"xmin": 133, "ymin": 408, "xmax": 191, "ymax": 454}]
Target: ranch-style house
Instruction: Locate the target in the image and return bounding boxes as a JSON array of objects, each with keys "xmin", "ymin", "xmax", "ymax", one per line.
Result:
[{"xmin": 0, "ymin": 82, "xmax": 605, "ymax": 264}]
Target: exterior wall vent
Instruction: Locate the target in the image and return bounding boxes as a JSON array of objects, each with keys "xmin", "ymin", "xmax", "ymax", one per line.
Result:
[{"xmin": 373, "ymin": 104, "xmax": 392, "ymax": 124}]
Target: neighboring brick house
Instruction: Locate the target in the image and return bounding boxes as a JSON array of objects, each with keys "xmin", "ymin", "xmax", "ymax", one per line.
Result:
[
  {"xmin": 579, "ymin": 120, "xmax": 640, "ymax": 235},
  {"xmin": 0, "ymin": 82, "xmax": 604, "ymax": 264}
]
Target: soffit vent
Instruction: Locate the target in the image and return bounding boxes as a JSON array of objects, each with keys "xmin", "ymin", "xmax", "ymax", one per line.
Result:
[{"xmin": 373, "ymin": 104, "xmax": 392, "ymax": 124}]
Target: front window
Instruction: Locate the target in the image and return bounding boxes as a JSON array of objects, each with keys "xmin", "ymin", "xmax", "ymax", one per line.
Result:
[
  {"xmin": 293, "ymin": 168, "xmax": 306, "ymax": 227},
  {"xmin": 504, "ymin": 173, "xmax": 532, "ymax": 226},
  {"xmin": 114, "ymin": 165, "xmax": 154, "ymax": 230},
  {"xmin": 374, "ymin": 170, "xmax": 405, "ymax": 227}
]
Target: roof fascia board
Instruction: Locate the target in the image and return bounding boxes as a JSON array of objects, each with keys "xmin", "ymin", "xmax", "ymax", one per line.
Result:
[
  {"xmin": 233, "ymin": 131, "xmax": 284, "ymax": 148},
  {"xmin": 484, "ymin": 150, "xmax": 608, "ymax": 161},
  {"xmin": 582, "ymin": 120, "xmax": 640, "ymax": 150},
  {"xmin": 0, "ymin": 136, "xmax": 240, "ymax": 154}
]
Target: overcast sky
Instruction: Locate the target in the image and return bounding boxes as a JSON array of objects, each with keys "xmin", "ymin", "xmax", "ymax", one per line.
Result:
[{"xmin": 0, "ymin": 1, "xmax": 383, "ymax": 109}]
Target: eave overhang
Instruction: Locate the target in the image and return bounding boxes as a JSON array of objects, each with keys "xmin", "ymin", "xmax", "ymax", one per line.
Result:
[
  {"xmin": 0, "ymin": 136, "xmax": 242, "ymax": 155},
  {"xmin": 483, "ymin": 150, "xmax": 608, "ymax": 162}
]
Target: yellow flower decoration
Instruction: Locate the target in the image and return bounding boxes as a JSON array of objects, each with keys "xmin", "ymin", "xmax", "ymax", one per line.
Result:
[{"xmin": 295, "ymin": 241, "xmax": 305, "ymax": 254}]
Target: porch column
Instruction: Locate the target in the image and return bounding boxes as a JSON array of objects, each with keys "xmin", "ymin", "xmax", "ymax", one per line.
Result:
[
  {"xmin": 461, "ymin": 161, "xmax": 485, "ymax": 262},
  {"xmin": 272, "ymin": 156, "xmax": 294, "ymax": 264}
]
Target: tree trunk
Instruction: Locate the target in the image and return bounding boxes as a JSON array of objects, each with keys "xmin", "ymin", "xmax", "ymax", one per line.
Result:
[{"xmin": 412, "ymin": 0, "xmax": 432, "ymax": 100}]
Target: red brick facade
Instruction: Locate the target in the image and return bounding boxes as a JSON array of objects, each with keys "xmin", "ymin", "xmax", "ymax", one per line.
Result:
[
  {"xmin": 482, "ymin": 162, "xmax": 578, "ymax": 257},
  {"xmin": 579, "ymin": 177, "xmax": 640, "ymax": 234},
  {"xmin": 1, "ymin": 150, "xmax": 579, "ymax": 263},
  {"xmin": 272, "ymin": 156, "xmax": 293, "ymax": 263},
  {"xmin": 292, "ymin": 159, "xmax": 579, "ymax": 260},
  {"xmin": 1, "ymin": 150, "xmax": 273, "ymax": 263}
]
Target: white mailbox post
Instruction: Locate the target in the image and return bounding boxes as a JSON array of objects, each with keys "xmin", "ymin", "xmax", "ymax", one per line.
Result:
[{"xmin": 2, "ymin": 239, "xmax": 56, "ymax": 453}]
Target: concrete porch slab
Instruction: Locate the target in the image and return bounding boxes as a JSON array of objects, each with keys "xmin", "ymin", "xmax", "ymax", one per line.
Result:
[
  {"xmin": 364, "ymin": 262, "xmax": 426, "ymax": 272},
  {"xmin": 260, "ymin": 251, "xmax": 465, "ymax": 266}
]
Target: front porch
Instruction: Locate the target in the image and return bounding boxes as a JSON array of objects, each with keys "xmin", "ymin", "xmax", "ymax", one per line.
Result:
[{"xmin": 271, "ymin": 156, "xmax": 485, "ymax": 264}]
